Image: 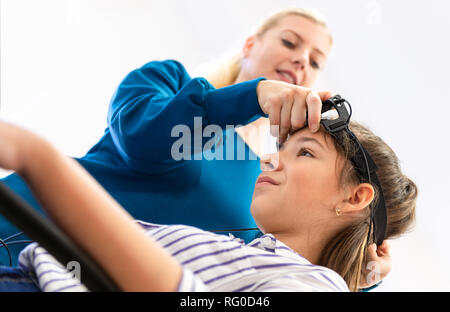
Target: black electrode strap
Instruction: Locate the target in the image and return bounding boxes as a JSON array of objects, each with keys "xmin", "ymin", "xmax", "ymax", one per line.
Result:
[
  {"xmin": 320, "ymin": 95, "xmax": 350, "ymax": 133},
  {"xmin": 0, "ymin": 182, "xmax": 120, "ymax": 291},
  {"xmin": 350, "ymin": 139, "xmax": 378, "ymax": 176},
  {"xmin": 346, "ymin": 130, "xmax": 387, "ymax": 245},
  {"xmin": 370, "ymin": 174, "xmax": 388, "ymax": 246},
  {"xmin": 320, "ymin": 95, "xmax": 387, "ymax": 246}
]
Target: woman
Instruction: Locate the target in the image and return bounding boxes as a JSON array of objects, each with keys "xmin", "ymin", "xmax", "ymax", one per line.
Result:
[
  {"xmin": 0, "ymin": 8, "xmax": 390, "ymax": 288},
  {"xmin": 0, "ymin": 113, "xmax": 416, "ymax": 292}
]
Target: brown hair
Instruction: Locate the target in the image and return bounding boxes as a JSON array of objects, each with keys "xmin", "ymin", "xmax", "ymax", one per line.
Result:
[
  {"xmin": 203, "ymin": 8, "xmax": 332, "ymax": 89},
  {"xmin": 318, "ymin": 121, "xmax": 417, "ymax": 291}
]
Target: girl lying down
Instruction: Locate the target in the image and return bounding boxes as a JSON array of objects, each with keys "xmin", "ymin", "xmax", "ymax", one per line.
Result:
[{"xmin": 0, "ymin": 117, "xmax": 416, "ymax": 292}]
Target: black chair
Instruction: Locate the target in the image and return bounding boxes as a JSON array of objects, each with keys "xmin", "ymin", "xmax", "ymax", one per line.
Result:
[{"xmin": 0, "ymin": 182, "xmax": 120, "ymax": 291}]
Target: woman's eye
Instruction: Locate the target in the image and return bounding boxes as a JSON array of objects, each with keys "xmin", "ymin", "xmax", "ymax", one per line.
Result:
[
  {"xmin": 311, "ymin": 60, "xmax": 320, "ymax": 70},
  {"xmin": 282, "ymin": 39, "xmax": 295, "ymax": 49}
]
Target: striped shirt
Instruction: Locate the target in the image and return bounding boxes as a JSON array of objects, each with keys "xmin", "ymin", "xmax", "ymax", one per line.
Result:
[{"xmin": 17, "ymin": 221, "xmax": 349, "ymax": 292}]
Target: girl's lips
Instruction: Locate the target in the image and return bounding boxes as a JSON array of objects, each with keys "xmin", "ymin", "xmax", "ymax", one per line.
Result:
[
  {"xmin": 255, "ymin": 181, "xmax": 277, "ymax": 187},
  {"xmin": 256, "ymin": 176, "xmax": 279, "ymax": 186}
]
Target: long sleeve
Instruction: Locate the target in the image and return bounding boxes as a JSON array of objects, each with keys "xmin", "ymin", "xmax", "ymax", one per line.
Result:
[{"xmin": 107, "ymin": 60, "xmax": 266, "ymax": 174}]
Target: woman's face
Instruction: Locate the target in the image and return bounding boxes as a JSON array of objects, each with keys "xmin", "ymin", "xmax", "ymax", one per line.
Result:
[
  {"xmin": 239, "ymin": 15, "xmax": 332, "ymax": 88},
  {"xmin": 250, "ymin": 127, "xmax": 345, "ymax": 235}
]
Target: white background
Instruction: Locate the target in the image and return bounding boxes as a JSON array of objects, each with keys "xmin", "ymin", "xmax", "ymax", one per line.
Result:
[{"xmin": 1, "ymin": 0, "xmax": 449, "ymax": 291}]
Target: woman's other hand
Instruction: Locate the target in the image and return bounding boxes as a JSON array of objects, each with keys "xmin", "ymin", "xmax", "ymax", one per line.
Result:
[
  {"xmin": 256, "ymin": 80, "xmax": 334, "ymax": 144},
  {"xmin": 359, "ymin": 240, "xmax": 392, "ymax": 289}
]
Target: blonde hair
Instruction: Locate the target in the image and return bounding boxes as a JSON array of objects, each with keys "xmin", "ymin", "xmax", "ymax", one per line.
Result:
[
  {"xmin": 319, "ymin": 121, "xmax": 417, "ymax": 291},
  {"xmin": 203, "ymin": 8, "xmax": 332, "ymax": 89}
]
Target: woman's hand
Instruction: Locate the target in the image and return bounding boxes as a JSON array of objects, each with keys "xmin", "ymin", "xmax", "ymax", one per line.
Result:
[
  {"xmin": 0, "ymin": 120, "xmax": 39, "ymax": 173},
  {"xmin": 359, "ymin": 241, "xmax": 392, "ymax": 289},
  {"xmin": 256, "ymin": 80, "xmax": 334, "ymax": 144}
]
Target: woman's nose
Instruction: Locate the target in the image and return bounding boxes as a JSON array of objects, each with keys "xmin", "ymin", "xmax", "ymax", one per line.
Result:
[
  {"xmin": 293, "ymin": 48, "xmax": 308, "ymax": 70},
  {"xmin": 260, "ymin": 153, "xmax": 281, "ymax": 172}
]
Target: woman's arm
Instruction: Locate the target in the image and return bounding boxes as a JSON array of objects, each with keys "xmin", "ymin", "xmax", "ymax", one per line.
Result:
[
  {"xmin": 2, "ymin": 121, "xmax": 181, "ymax": 291},
  {"xmin": 108, "ymin": 60, "xmax": 266, "ymax": 173}
]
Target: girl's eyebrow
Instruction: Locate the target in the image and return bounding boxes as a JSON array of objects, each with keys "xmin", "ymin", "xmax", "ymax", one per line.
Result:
[
  {"xmin": 294, "ymin": 136, "xmax": 325, "ymax": 150},
  {"xmin": 278, "ymin": 135, "xmax": 325, "ymax": 152}
]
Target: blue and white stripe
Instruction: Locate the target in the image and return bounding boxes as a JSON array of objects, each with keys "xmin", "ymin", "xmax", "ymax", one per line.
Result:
[{"xmin": 18, "ymin": 221, "xmax": 348, "ymax": 292}]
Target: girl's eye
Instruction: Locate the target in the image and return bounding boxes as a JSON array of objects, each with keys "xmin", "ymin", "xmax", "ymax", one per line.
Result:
[
  {"xmin": 297, "ymin": 148, "xmax": 313, "ymax": 158},
  {"xmin": 282, "ymin": 39, "xmax": 295, "ymax": 49}
]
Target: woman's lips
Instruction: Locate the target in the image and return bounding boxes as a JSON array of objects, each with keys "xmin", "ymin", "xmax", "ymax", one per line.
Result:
[{"xmin": 276, "ymin": 70, "xmax": 297, "ymax": 85}]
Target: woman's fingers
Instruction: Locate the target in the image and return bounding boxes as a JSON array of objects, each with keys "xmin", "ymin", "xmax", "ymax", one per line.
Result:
[
  {"xmin": 268, "ymin": 99, "xmax": 282, "ymax": 138},
  {"xmin": 377, "ymin": 240, "xmax": 391, "ymax": 258},
  {"xmin": 305, "ymin": 91, "xmax": 322, "ymax": 132},
  {"xmin": 367, "ymin": 241, "xmax": 391, "ymax": 261},
  {"xmin": 290, "ymin": 90, "xmax": 307, "ymax": 131},
  {"xmin": 256, "ymin": 80, "xmax": 337, "ymax": 144},
  {"xmin": 278, "ymin": 92, "xmax": 294, "ymax": 143},
  {"xmin": 317, "ymin": 90, "xmax": 335, "ymax": 102},
  {"xmin": 275, "ymin": 88, "xmax": 324, "ymax": 143},
  {"xmin": 367, "ymin": 243, "xmax": 379, "ymax": 260}
]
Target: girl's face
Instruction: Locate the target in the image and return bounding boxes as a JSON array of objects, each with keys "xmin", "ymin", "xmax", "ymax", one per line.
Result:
[
  {"xmin": 250, "ymin": 127, "xmax": 344, "ymax": 236},
  {"xmin": 238, "ymin": 15, "xmax": 332, "ymax": 88}
]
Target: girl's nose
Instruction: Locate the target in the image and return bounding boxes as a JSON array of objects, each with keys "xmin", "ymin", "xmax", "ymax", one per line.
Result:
[{"xmin": 260, "ymin": 153, "xmax": 281, "ymax": 172}]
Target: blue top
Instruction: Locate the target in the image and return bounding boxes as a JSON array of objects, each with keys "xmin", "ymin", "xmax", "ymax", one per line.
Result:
[{"xmin": 0, "ymin": 60, "xmax": 268, "ymax": 265}]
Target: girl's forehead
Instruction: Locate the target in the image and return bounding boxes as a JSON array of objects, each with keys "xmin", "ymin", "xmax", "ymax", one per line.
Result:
[{"xmin": 285, "ymin": 127, "xmax": 333, "ymax": 151}]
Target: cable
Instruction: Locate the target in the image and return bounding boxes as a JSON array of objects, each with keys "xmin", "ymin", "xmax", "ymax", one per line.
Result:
[
  {"xmin": 2, "ymin": 232, "xmax": 25, "ymax": 243},
  {"xmin": 0, "ymin": 234, "xmax": 33, "ymax": 266},
  {"xmin": 0, "ymin": 237, "xmax": 12, "ymax": 267},
  {"xmin": 0, "ymin": 240, "xmax": 33, "ymax": 247},
  {"xmin": 0, "ymin": 232, "xmax": 32, "ymax": 266}
]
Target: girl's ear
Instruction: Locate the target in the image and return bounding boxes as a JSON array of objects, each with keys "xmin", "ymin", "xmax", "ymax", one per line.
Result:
[
  {"xmin": 242, "ymin": 35, "xmax": 256, "ymax": 57},
  {"xmin": 342, "ymin": 183, "xmax": 375, "ymax": 214}
]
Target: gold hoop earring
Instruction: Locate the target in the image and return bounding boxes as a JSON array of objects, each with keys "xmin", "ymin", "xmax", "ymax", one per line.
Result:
[{"xmin": 336, "ymin": 207, "xmax": 342, "ymax": 216}]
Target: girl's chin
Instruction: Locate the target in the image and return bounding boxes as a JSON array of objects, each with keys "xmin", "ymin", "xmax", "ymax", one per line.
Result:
[{"xmin": 250, "ymin": 201, "xmax": 275, "ymax": 222}]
